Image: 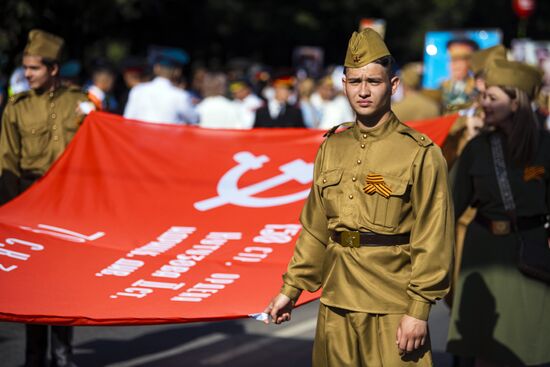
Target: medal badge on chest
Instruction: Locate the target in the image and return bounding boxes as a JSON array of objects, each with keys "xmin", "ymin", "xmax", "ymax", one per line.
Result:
[{"xmin": 363, "ymin": 174, "xmax": 392, "ymax": 198}]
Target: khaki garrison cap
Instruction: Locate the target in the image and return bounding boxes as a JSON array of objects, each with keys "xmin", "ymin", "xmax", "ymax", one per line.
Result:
[
  {"xmin": 23, "ymin": 29, "xmax": 64, "ymax": 61},
  {"xmin": 344, "ymin": 28, "xmax": 391, "ymax": 68},
  {"xmin": 485, "ymin": 59, "xmax": 543, "ymax": 100},
  {"xmin": 470, "ymin": 45, "xmax": 507, "ymax": 75}
]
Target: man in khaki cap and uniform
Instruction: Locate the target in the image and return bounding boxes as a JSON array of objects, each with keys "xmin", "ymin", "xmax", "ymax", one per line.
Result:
[
  {"xmin": 264, "ymin": 28, "xmax": 453, "ymax": 366},
  {"xmin": 0, "ymin": 29, "xmax": 89, "ymax": 367}
]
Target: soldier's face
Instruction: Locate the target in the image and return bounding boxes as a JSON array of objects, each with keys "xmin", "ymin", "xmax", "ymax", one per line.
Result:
[
  {"xmin": 480, "ymin": 86, "xmax": 517, "ymax": 126},
  {"xmin": 23, "ymin": 55, "xmax": 57, "ymax": 91},
  {"xmin": 343, "ymin": 63, "xmax": 398, "ymax": 121}
]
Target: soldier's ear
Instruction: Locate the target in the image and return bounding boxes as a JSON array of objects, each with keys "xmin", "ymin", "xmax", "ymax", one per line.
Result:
[
  {"xmin": 390, "ymin": 76, "xmax": 400, "ymax": 96},
  {"xmin": 49, "ymin": 63, "xmax": 60, "ymax": 78},
  {"xmin": 342, "ymin": 76, "xmax": 347, "ymax": 97}
]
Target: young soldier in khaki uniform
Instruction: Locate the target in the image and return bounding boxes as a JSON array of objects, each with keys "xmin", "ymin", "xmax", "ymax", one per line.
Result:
[
  {"xmin": 264, "ymin": 29, "xmax": 453, "ymax": 366},
  {"xmin": 0, "ymin": 30, "xmax": 90, "ymax": 204},
  {"xmin": 0, "ymin": 29, "xmax": 89, "ymax": 367}
]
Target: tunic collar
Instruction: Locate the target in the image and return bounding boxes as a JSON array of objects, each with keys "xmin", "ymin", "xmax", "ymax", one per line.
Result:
[
  {"xmin": 352, "ymin": 111, "xmax": 400, "ymax": 141},
  {"xmin": 30, "ymin": 85, "xmax": 62, "ymax": 100}
]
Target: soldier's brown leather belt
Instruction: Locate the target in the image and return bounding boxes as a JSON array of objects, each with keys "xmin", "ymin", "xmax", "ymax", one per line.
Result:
[
  {"xmin": 331, "ymin": 231, "xmax": 411, "ymax": 247},
  {"xmin": 474, "ymin": 213, "xmax": 546, "ymax": 235}
]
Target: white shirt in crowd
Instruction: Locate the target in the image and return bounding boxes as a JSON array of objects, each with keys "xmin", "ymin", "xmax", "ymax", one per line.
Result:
[
  {"xmin": 311, "ymin": 93, "xmax": 355, "ymax": 129},
  {"xmin": 197, "ymin": 96, "xmax": 247, "ymax": 129},
  {"xmin": 123, "ymin": 77, "xmax": 198, "ymax": 124},
  {"xmin": 234, "ymin": 93, "xmax": 264, "ymax": 129}
]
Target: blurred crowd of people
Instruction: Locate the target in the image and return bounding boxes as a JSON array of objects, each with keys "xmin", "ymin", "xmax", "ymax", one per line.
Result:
[
  {"xmin": 0, "ymin": 45, "xmax": 359, "ymax": 130},
  {"xmin": 1, "ymin": 35, "xmax": 549, "ymax": 133}
]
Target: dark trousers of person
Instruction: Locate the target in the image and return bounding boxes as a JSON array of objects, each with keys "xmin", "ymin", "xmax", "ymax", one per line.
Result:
[{"xmin": 25, "ymin": 324, "xmax": 75, "ymax": 367}]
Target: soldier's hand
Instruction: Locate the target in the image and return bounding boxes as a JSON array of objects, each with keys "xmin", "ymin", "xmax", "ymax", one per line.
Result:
[
  {"xmin": 396, "ymin": 315, "xmax": 427, "ymax": 354},
  {"xmin": 76, "ymin": 101, "xmax": 96, "ymax": 116},
  {"xmin": 263, "ymin": 293, "xmax": 293, "ymax": 325}
]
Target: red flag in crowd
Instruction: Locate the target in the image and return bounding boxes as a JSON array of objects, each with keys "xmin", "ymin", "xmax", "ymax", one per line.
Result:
[{"xmin": 0, "ymin": 112, "xmax": 457, "ymax": 325}]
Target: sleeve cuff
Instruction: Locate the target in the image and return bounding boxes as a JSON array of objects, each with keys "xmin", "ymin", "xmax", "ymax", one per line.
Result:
[
  {"xmin": 406, "ymin": 299, "xmax": 432, "ymax": 321},
  {"xmin": 280, "ymin": 283, "xmax": 302, "ymax": 302}
]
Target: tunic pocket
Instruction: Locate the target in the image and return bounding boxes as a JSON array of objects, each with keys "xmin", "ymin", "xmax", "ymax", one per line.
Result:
[
  {"xmin": 316, "ymin": 168, "xmax": 344, "ymax": 219},
  {"xmin": 19, "ymin": 124, "xmax": 50, "ymax": 159},
  {"xmin": 366, "ymin": 174, "xmax": 410, "ymax": 229}
]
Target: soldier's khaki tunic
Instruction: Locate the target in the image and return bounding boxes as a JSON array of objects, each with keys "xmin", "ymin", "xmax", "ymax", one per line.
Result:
[
  {"xmin": 281, "ymin": 113, "xmax": 454, "ymax": 365},
  {"xmin": 281, "ymin": 114, "xmax": 454, "ymax": 367},
  {"xmin": 0, "ymin": 86, "xmax": 88, "ymax": 202}
]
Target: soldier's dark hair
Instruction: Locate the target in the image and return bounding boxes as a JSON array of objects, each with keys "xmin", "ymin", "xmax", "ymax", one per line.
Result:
[
  {"xmin": 373, "ymin": 55, "xmax": 397, "ymax": 78},
  {"xmin": 41, "ymin": 57, "xmax": 61, "ymax": 77},
  {"xmin": 41, "ymin": 58, "xmax": 59, "ymax": 70},
  {"xmin": 500, "ymin": 86, "xmax": 540, "ymax": 167},
  {"xmin": 343, "ymin": 55, "xmax": 397, "ymax": 79}
]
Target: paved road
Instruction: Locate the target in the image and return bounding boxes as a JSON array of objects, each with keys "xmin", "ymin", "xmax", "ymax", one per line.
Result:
[{"xmin": 0, "ymin": 300, "xmax": 453, "ymax": 367}]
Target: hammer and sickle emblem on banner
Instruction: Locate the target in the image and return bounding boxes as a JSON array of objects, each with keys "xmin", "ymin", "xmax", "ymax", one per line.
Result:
[{"xmin": 193, "ymin": 151, "xmax": 313, "ymax": 211}]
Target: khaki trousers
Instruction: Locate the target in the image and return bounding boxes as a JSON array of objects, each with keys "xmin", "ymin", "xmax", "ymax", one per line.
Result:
[{"xmin": 312, "ymin": 303, "xmax": 433, "ymax": 367}]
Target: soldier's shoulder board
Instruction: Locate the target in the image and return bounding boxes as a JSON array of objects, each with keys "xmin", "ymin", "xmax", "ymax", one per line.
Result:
[
  {"xmin": 323, "ymin": 122, "xmax": 354, "ymax": 138},
  {"xmin": 67, "ymin": 85, "xmax": 86, "ymax": 94},
  {"xmin": 9, "ymin": 91, "xmax": 30, "ymax": 104},
  {"xmin": 400, "ymin": 127, "xmax": 433, "ymax": 147}
]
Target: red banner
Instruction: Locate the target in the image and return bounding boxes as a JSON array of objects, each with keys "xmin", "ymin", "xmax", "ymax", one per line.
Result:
[{"xmin": 0, "ymin": 112, "xmax": 456, "ymax": 325}]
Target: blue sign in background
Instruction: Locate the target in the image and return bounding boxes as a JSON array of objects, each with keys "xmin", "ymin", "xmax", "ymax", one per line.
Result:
[{"xmin": 422, "ymin": 29, "xmax": 502, "ymax": 89}]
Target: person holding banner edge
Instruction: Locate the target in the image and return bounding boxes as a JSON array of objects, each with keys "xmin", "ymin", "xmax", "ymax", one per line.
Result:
[
  {"xmin": 0, "ymin": 29, "xmax": 89, "ymax": 367},
  {"xmin": 264, "ymin": 28, "xmax": 453, "ymax": 366}
]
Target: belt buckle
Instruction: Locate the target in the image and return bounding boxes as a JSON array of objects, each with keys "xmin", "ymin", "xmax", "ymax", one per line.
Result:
[
  {"xmin": 491, "ymin": 220, "xmax": 510, "ymax": 235},
  {"xmin": 341, "ymin": 231, "xmax": 360, "ymax": 247}
]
